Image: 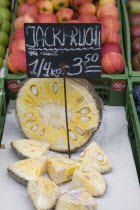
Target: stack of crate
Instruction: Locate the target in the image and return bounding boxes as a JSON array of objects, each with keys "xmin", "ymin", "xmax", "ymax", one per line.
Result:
[
  {"xmin": 0, "ymin": 79, "xmax": 6, "ymax": 143},
  {"xmin": 121, "ymin": 0, "xmax": 140, "ymax": 182},
  {"xmin": 4, "ymin": 0, "xmax": 128, "ymax": 105}
]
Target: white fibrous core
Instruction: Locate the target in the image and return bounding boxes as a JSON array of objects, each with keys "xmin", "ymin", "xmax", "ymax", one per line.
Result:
[{"xmin": 38, "ymin": 103, "xmax": 72, "ymax": 127}]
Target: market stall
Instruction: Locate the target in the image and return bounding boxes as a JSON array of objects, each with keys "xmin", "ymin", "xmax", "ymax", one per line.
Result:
[{"xmin": 0, "ymin": 0, "xmax": 140, "ymax": 210}]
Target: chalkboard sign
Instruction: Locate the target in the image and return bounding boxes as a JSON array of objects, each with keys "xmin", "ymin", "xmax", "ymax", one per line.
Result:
[{"xmin": 24, "ymin": 23, "xmax": 101, "ymax": 78}]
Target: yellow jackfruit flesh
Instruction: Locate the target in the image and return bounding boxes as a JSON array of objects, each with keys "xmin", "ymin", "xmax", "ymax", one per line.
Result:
[
  {"xmin": 7, "ymin": 156, "xmax": 47, "ymax": 185},
  {"xmin": 78, "ymin": 141, "xmax": 112, "ymax": 173},
  {"xmin": 11, "ymin": 139, "xmax": 50, "ymax": 159},
  {"xmin": 46, "ymin": 157, "xmax": 81, "ymax": 184},
  {"xmin": 55, "ymin": 188, "xmax": 97, "ymax": 210},
  {"xmin": 28, "ymin": 176, "xmax": 60, "ymax": 210},
  {"xmin": 16, "ymin": 78, "xmax": 102, "ymax": 152},
  {"xmin": 71, "ymin": 165, "xmax": 107, "ymax": 196}
]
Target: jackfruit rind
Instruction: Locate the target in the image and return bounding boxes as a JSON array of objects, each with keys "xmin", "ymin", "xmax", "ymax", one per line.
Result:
[
  {"xmin": 55, "ymin": 188, "xmax": 97, "ymax": 210},
  {"xmin": 16, "ymin": 78, "xmax": 102, "ymax": 152},
  {"xmin": 71, "ymin": 165, "xmax": 107, "ymax": 196},
  {"xmin": 11, "ymin": 139, "xmax": 50, "ymax": 159},
  {"xmin": 78, "ymin": 141, "xmax": 112, "ymax": 173},
  {"xmin": 46, "ymin": 157, "xmax": 81, "ymax": 184},
  {"xmin": 7, "ymin": 156, "xmax": 47, "ymax": 186},
  {"xmin": 28, "ymin": 176, "xmax": 60, "ymax": 210}
]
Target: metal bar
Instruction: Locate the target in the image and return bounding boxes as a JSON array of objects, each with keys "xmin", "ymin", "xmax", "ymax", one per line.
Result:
[{"xmin": 63, "ymin": 77, "xmax": 71, "ymax": 158}]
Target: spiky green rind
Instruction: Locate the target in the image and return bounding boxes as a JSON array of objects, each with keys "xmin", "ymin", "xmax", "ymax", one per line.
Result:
[
  {"xmin": 10, "ymin": 142, "xmax": 30, "ymax": 159},
  {"xmin": 7, "ymin": 168, "xmax": 28, "ymax": 186}
]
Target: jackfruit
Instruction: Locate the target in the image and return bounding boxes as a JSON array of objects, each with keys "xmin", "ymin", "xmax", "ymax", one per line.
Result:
[
  {"xmin": 71, "ymin": 165, "xmax": 107, "ymax": 196},
  {"xmin": 78, "ymin": 141, "xmax": 112, "ymax": 173},
  {"xmin": 11, "ymin": 139, "xmax": 50, "ymax": 159},
  {"xmin": 46, "ymin": 157, "xmax": 81, "ymax": 184},
  {"xmin": 55, "ymin": 188, "xmax": 97, "ymax": 210},
  {"xmin": 7, "ymin": 156, "xmax": 47, "ymax": 186},
  {"xmin": 28, "ymin": 176, "xmax": 60, "ymax": 210},
  {"xmin": 16, "ymin": 78, "xmax": 102, "ymax": 152}
]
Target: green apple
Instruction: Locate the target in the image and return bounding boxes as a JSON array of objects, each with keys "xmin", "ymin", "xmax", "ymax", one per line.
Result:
[
  {"xmin": 0, "ymin": 20, "xmax": 11, "ymax": 34},
  {"xmin": 0, "ymin": 57, "xmax": 3, "ymax": 68},
  {"xmin": 0, "ymin": 0, "xmax": 10, "ymax": 8},
  {"xmin": 51, "ymin": 0, "xmax": 69, "ymax": 11},
  {"xmin": 0, "ymin": 31, "xmax": 9, "ymax": 47},
  {"xmin": 0, "ymin": 8, "xmax": 12, "ymax": 21},
  {"xmin": 0, "ymin": 44, "xmax": 6, "ymax": 58}
]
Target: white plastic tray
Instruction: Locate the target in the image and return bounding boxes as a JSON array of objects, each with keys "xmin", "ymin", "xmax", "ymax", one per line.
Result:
[{"xmin": 0, "ymin": 101, "xmax": 140, "ymax": 210}]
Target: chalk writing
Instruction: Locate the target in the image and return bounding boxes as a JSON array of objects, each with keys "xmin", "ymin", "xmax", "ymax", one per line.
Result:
[{"xmin": 24, "ymin": 23, "xmax": 101, "ymax": 78}]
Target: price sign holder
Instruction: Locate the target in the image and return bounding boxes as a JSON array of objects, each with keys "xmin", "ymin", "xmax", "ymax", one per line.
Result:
[
  {"xmin": 63, "ymin": 76, "xmax": 71, "ymax": 158},
  {"xmin": 24, "ymin": 22, "xmax": 101, "ymax": 158}
]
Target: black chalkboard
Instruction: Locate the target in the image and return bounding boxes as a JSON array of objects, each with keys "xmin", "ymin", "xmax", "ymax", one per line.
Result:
[{"xmin": 24, "ymin": 23, "xmax": 101, "ymax": 78}]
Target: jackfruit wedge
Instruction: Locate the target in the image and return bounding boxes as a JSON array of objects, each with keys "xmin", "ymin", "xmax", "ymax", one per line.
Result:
[
  {"xmin": 28, "ymin": 176, "xmax": 60, "ymax": 210},
  {"xmin": 16, "ymin": 78, "xmax": 102, "ymax": 152},
  {"xmin": 7, "ymin": 156, "xmax": 47, "ymax": 186},
  {"xmin": 71, "ymin": 165, "xmax": 107, "ymax": 196},
  {"xmin": 46, "ymin": 157, "xmax": 81, "ymax": 184},
  {"xmin": 11, "ymin": 139, "xmax": 50, "ymax": 159},
  {"xmin": 55, "ymin": 188, "xmax": 97, "ymax": 210},
  {"xmin": 78, "ymin": 141, "xmax": 112, "ymax": 173}
]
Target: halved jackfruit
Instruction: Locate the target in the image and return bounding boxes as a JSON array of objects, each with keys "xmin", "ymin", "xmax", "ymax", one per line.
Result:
[
  {"xmin": 71, "ymin": 165, "xmax": 107, "ymax": 196},
  {"xmin": 11, "ymin": 139, "xmax": 50, "ymax": 159},
  {"xmin": 78, "ymin": 141, "xmax": 112, "ymax": 173},
  {"xmin": 28, "ymin": 176, "xmax": 60, "ymax": 210},
  {"xmin": 55, "ymin": 188, "xmax": 97, "ymax": 210},
  {"xmin": 16, "ymin": 78, "xmax": 102, "ymax": 152},
  {"xmin": 46, "ymin": 157, "xmax": 81, "ymax": 184},
  {"xmin": 7, "ymin": 156, "xmax": 47, "ymax": 186}
]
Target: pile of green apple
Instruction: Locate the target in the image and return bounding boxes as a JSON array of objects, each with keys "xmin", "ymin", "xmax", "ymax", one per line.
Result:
[
  {"xmin": 126, "ymin": 0, "xmax": 140, "ymax": 71},
  {"xmin": 0, "ymin": 0, "xmax": 12, "ymax": 68},
  {"xmin": 8, "ymin": 0, "xmax": 125, "ymax": 74}
]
